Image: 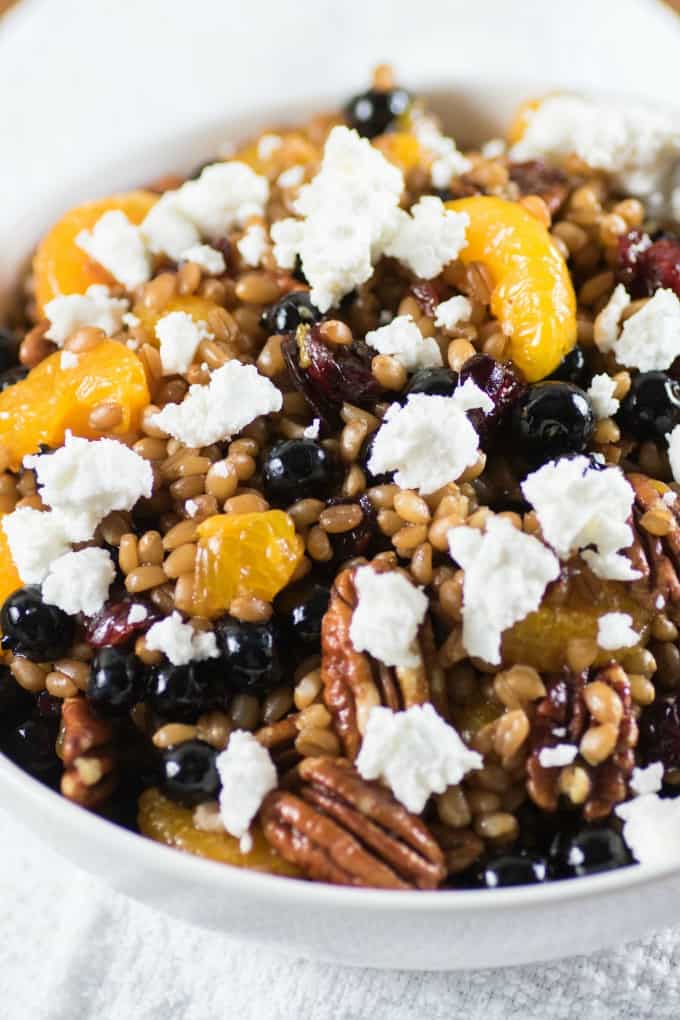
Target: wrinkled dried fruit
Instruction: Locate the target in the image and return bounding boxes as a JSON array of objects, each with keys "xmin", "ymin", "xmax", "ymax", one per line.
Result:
[
  {"xmin": 459, "ymin": 353, "xmax": 526, "ymax": 444},
  {"xmin": 508, "ymin": 160, "xmax": 569, "ymax": 214},
  {"xmin": 617, "ymin": 230, "xmax": 680, "ymax": 299},
  {"xmin": 85, "ymin": 598, "xmax": 159, "ymax": 647}
]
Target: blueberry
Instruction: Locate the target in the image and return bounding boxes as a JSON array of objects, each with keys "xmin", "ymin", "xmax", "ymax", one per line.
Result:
[
  {"xmin": 262, "ymin": 439, "xmax": 339, "ymax": 506},
  {"xmin": 513, "ymin": 381, "xmax": 594, "ymax": 461},
  {"xmin": 0, "ymin": 365, "xmax": 28, "ymax": 392},
  {"xmin": 147, "ymin": 661, "xmax": 218, "ymax": 721},
  {"xmin": 214, "ymin": 618, "xmax": 281, "ymax": 694},
  {"xmin": 281, "ymin": 583, "xmax": 330, "ymax": 648},
  {"xmin": 476, "ymin": 853, "xmax": 548, "ymax": 888},
  {"xmin": 260, "ymin": 291, "xmax": 322, "ymax": 335},
  {"xmin": 0, "ymin": 327, "xmax": 19, "ymax": 373},
  {"xmin": 549, "ymin": 827, "xmax": 632, "ymax": 878},
  {"xmin": 639, "ymin": 695, "xmax": 680, "ymax": 770},
  {"xmin": 159, "ymin": 739, "xmax": 220, "ymax": 807},
  {"xmin": 88, "ymin": 647, "xmax": 146, "ymax": 716},
  {"xmin": 0, "ymin": 665, "xmax": 33, "ymax": 734},
  {"xmin": 1, "ymin": 718, "xmax": 60, "ymax": 784},
  {"xmin": 547, "ymin": 346, "xmax": 587, "ymax": 386},
  {"xmin": 617, "ymin": 371, "xmax": 680, "ymax": 441},
  {"xmin": 404, "ymin": 367, "xmax": 458, "ymax": 399},
  {"xmin": 1, "ymin": 587, "xmax": 74, "ymax": 661},
  {"xmin": 345, "ymin": 87, "xmax": 410, "ymax": 139}
]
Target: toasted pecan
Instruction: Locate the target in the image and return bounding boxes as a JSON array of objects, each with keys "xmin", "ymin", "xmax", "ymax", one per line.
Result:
[
  {"xmin": 60, "ymin": 697, "xmax": 117, "ymax": 809},
  {"xmin": 628, "ymin": 472, "xmax": 680, "ymax": 609}
]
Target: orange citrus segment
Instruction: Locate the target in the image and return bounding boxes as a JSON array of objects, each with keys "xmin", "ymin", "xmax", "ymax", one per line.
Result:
[
  {"xmin": 33, "ymin": 191, "xmax": 158, "ymax": 313},
  {"xmin": 507, "ymin": 97, "xmax": 542, "ymax": 146},
  {"xmin": 447, "ymin": 196, "xmax": 577, "ymax": 381},
  {"xmin": 132, "ymin": 295, "xmax": 220, "ymax": 341},
  {"xmin": 0, "ymin": 516, "xmax": 22, "ymax": 625},
  {"xmin": 373, "ymin": 132, "xmax": 422, "ymax": 173},
  {"xmin": 138, "ymin": 788, "xmax": 299, "ymax": 876},
  {"xmin": 0, "ymin": 340, "xmax": 149, "ymax": 469},
  {"xmin": 193, "ymin": 511, "xmax": 304, "ymax": 618}
]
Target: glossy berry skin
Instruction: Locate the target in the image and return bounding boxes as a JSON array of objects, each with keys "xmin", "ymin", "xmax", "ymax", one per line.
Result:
[
  {"xmin": 1, "ymin": 718, "xmax": 60, "ymax": 784},
  {"xmin": 345, "ymin": 87, "xmax": 410, "ymax": 139},
  {"xmin": 260, "ymin": 291, "xmax": 322, "ymax": 335},
  {"xmin": 549, "ymin": 827, "xmax": 631, "ymax": 879},
  {"xmin": 0, "ymin": 664, "xmax": 33, "ymax": 734},
  {"xmin": 0, "ymin": 327, "xmax": 19, "ymax": 373},
  {"xmin": 147, "ymin": 662, "xmax": 217, "ymax": 722},
  {"xmin": 0, "ymin": 587, "xmax": 74, "ymax": 661},
  {"xmin": 617, "ymin": 371, "xmax": 680, "ymax": 441},
  {"xmin": 513, "ymin": 381, "xmax": 594, "ymax": 462},
  {"xmin": 639, "ymin": 696, "xmax": 680, "ymax": 770},
  {"xmin": 459, "ymin": 353, "xmax": 526, "ymax": 443},
  {"xmin": 404, "ymin": 367, "xmax": 458, "ymax": 399},
  {"xmin": 215, "ymin": 618, "xmax": 281, "ymax": 695},
  {"xmin": 262, "ymin": 439, "xmax": 338, "ymax": 506},
  {"xmin": 282, "ymin": 583, "xmax": 331, "ymax": 648},
  {"xmin": 159, "ymin": 739, "xmax": 220, "ymax": 807},
  {"xmin": 88, "ymin": 647, "xmax": 146, "ymax": 716},
  {"xmin": 0, "ymin": 366, "xmax": 28, "ymax": 392},
  {"xmin": 547, "ymin": 345, "xmax": 587, "ymax": 386},
  {"xmin": 476, "ymin": 853, "xmax": 547, "ymax": 888}
]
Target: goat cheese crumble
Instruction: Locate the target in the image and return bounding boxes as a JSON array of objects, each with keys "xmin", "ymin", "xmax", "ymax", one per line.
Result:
[
  {"xmin": 616, "ymin": 793, "xmax": 680, "ymax": 866},
  {"xmin": 364, "ymin": 315, "xmax": 442, "ymax": 371},
  {"xmin": 383, "ymin": 196, "xmax": 469, "ymax": 279},
  {"xmin": 2, "ymin": 507, "xmax": 72, "ymax": 584},
  {"xmin": 537, "ymin": 744, "xmax": 578, "ymax": 768},
  {"xmin": 350, "ymin": 566, "xmax": 428, "ymax": 669},
  {"xmin": 356, "ymin": 704, "xmax": 482, "ymax": 813},
  {"xmin": 448, "ymin": 515, "xmax": 560, "ymax": 664},
  {"xmin": 42, "ymin": 547, "xmax": 115, "ymax": 616},
  {"xmin": 613, "ymin": 288, "xmax": 680, "ymax": 372},
  {"xmin": 521, "ymin": 456, "xmax": 640, "ymax": 581},
  {"xmin": 155, "ymin": 311, "xmax": 211, "ymax": 376},
  {"xmin": 145, "ymin": 611, "xmax": 219, "ymax": 666},
  {"xmin": 367, "ymin": 385, "xmax": 490, "ymax": 495},
  {"xmin": 216, "ymin": 730, "xmax": 277, "ymax": 844},
  {"xmin": 76, "ymin": 210, "xmax": 151, "ymax": 289},
  {"xmin": 630, "ymin": 762, "xmax": 664, "ymax": 797},
  {"xmin": 59, "ymin": 351, "xmax": 79, "ymax": 370},
  {"xmin": 597, "ymin": 612, "xmax": 639, "ymax": 651},
  {"xmin": 303, "ymin": 419, "xmax": 320, "ymax": 439},
  {"xmin": 434, "ymin": 295, "xmax": 472, "ymax": 331},
  {"xmin": 277, "ymin": 164, "xmax": 305, "ymax": 189},
  {"xmin": 149, "ymin": 360, "xmax": 282, "ymax": 447},
  {"xmin": 413, "ymin": 119, "xmax": 470, "ymax": 190},
  {"xmin": 587, "ymin": 373, "xmax": 620, "ymax": 419},
  {"xmin": 44, "ymin": 285, "xmax": 130, "ymax": 345},
  {"xmin": 593, "ymin": 284, "xmax": 631, "ymax": 352},
  {"xmin": 181, "ymin": 243, "xmax": 226, "ymax": 275},
  {"xmin": 237, "ymin": 223, "xmax": 268, "ymax": 267}
]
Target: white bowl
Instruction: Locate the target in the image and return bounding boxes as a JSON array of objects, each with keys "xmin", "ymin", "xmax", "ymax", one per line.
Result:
[{"xmin": 3, "ymin": 0, "xmax": 680, "ymax": 971}]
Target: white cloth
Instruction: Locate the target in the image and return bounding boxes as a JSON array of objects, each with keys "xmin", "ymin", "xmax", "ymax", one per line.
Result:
[{"xmin": 2, "ymin": 807, "xmax": 680, "ymax": 1020}]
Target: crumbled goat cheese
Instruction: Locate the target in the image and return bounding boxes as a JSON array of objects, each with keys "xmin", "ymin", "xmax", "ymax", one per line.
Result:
[
  {"xmin": 414, "ymin": 119, "xmax": 471, "ymax": 189},
  {"xmin": 630, "ymin": 762, "xmax": 664, "ymax": 797},
  {"xmin": 141, "ymin": 162, "xmax": 269, "ymax": 260},
  {"xmin": 356, "ymin": 704, "xmax": 482, "ymax": 813},
  {"xmin": 349, "ymin": 565, "xmax": 428, "ymax": 669},
  {"xmin": 59, "ymin": 351, "xmax": 78, "ymax": 370},
  {"xmin": 277, "ymin": 164, "xmax": 305, "ymax": 189},
  {"xmin": 509, "ymin": 94, "xmax": 680, "ymax": 198},
  {"xmin": 180, "ymin": 243, "xmax": 226, "ymax": 275},
  {"xmin": 25, "ymin": 434, "xmax": 153, "ymax": 542},
  {"xmin": 303, "ymin": 419, "xmax": 320, "ymax": 439},
  {"xmin": 44, "ymin": 285, "xmax": 130, "ymax": 345},
  {"xmin": 257, "ymin": 134, "xmax": 282, "ymax": 160},
  {"xmin": 364, "ymin": 315, "xmax": 442, "ymax": 371},
  {"xmin": 149, "ymin": 360, "xmax": 282, "ymax": 447},
  {"xmin": 127, "ymin": 604, "xmax": 148, "ymax": 624},
  {"xmin": 538, "ymin": 744, "xmax": 578, "ymax": 768},
  {"xmin": 2, "ymin": 508, "xmax": 72, "ymax": 584},
  {"xmin": 434, "ymin": 295, "xmax": 472, "ymax": 331},
  {"xmin": 42, "ymin": 547, "xmax": 115, "ymax": 617},
  {"xmin": 122, "ymin": 312, "xmax": 140, "ymax": 328},
  {"xmin": 155, "ymin": 311, "xmax": 211, "ymax": 376},
  {"xmin": 663, "ymin": 489, "xmax": 678, "ymax": 507},
  {"xmin": 448, "ymin": 515, "xmax": 559, "ymax": 665},
  {"xmin": 271, "ymin": 126, "xmax": 404, "ymax": 312},
  {"xmin": 216, "ymin": 730, "xmax": 277, "ymax": 841},
  {"xmin": 594, "ymin": 284, "xmax": 631, "ymax": 352},
  {"xmin": 668, "ymin": 425, "xmax": 680, "ymax": 484},
  {"xmin": 597, "ymin": 612, "xmax": 639, "ymax": 650},
  {"xmin": 237, "ymin": 224, "xmax": 268, "ymax": 267},
  {"xmin": 145, "ymin": 611, "xmax": 219, "ymax": 666},
  {"xmin": 613, "ymin": 288, "xmax": 680, "ymax": 372},
  {"xmin": 616, "ymin": 794, "xmax": 680, "ymax": 866},
  {"xmin": 521, "ymin": 456, "xmax": 640, "ymax": 581},
  {"xmin": 76, "ymin": 211, "xmax": 151, "ymax": 289},
  {"xmin": 587, "ymin": 373, "xmax": 620, "ymax": 419},
  {"xmin": 384, "ymin": 196, "xmax": 469, "ymax": 279},
  {"xmin": 367, "ymin": 386, "xmax": 490, "ymax": 495},
  {"xmin": 480, "ymin": 138, "xmax": 507, "ymax": 159}
]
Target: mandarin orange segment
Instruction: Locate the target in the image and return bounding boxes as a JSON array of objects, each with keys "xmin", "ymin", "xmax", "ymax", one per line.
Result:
[
  {"xmin": 0, "ymin": 517, "xmax": 22, "ymax": 629},
  {"xmin": 132, "ymin": 295, "xmax": 220, "ymax": 341},
  {"xmin": 138, "ymin": 788, "xmax": 300, "ymax": 876},
  {"xmin": 507, "ymin": 97, "xmax": 542, "ymax": 146},
  {"xmin": 447, "ymin": 196, "xmax": 577, "ymax": 381},
  {"xmin": 33, "ymin": 190, "xmax": 158, "ymax": 312},
  {"xmin": 234, "ymin": 129, "xmax": 320, "ymax": 177},
  {"xmin": 0, "ymin": 340, "xmax": 149, "ymax": 469},
  {"xmin": 193, "ymin": 511, "xmax": 304, "ymax": 618},
  {"xmin": 373, "ymin": 132, "xmax": 422, "ymax": 172}
]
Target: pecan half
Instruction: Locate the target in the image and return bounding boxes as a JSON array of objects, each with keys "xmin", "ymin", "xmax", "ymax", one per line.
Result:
[
  {"xmin": 261, "ymin": 757, "xmax": 445, "ymax": 889},
  {"xmin": 60, "ymin": 697, "xmax": 117, "ymax": 808},
  {"xmin": 527, "ymin": 664, "xmax": 637, "ymax": 821},
  {"xmin": 628, "ymin": 472, "xmax": 680, "ymax": 610},
  {"xmin": 508, "ymin": 160, "xmax": 569, "ymax": 215},
  {"xmin": 322, "ymin": 564, "xmax": 431, "ymax": 760}
]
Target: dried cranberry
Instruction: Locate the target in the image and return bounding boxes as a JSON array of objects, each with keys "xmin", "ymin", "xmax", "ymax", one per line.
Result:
[
  {"xmin": 639, "ymin": 696, "xmax": 680, "ymax": 771},
  {"xmin": 85, "ymin": 598, "xmax": 159, "ymax": 648},
  {"xmin": 459, "ymin": 354, "xmax": 527, "ymax": 444},
  {"xmin": 281, "ymin": 325, "xmax": 383, "ymax": 428},
  {"xmin": 617, "ymin": 229, "xmax": 680, "ymax": 299},
  {"xmin": 409, "ymin": 280, "xmax": 443, "ymax": 319},
  {"xmin": 508, "ymin": 160, "xmax": 569, "ymax": 214}
]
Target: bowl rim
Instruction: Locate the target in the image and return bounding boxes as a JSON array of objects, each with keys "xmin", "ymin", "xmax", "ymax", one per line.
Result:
[{"xmin": 2, "ymin": 80, "xmax": 680, "ymax": 914}]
